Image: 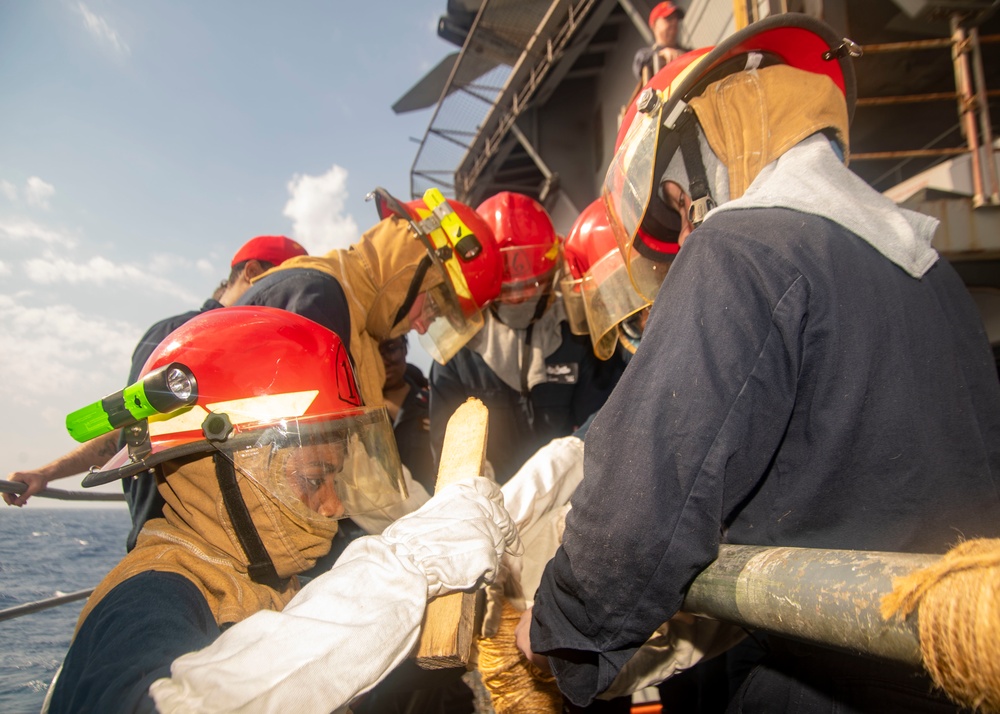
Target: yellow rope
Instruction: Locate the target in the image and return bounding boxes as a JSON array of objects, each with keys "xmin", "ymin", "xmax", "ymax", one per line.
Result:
[{"xmin": 881, "ymin": 538, "xmax": 1000, "ymax": 713}]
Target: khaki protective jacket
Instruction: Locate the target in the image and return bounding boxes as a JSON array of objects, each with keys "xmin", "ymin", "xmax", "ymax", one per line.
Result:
[{"xmin": 259, "ymin": 216, "xmax": 443, "ymax": 407}]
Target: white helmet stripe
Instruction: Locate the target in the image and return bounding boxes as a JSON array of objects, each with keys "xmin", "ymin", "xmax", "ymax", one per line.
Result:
[{"xmin": 148, "ymin": 390, "xmax": 320, "ymax": 437}]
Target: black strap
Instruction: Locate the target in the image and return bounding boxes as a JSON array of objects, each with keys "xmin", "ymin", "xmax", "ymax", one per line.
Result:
[
  {"xmin": 677, "ymin": 110, "xmax": 716, "ymax": 226},
  {"xmin": 213, "ymin": 452, "xmax": 284, "ymax": 590},
  {"xmin": 678, "ymin": 111, "xmax": 710, "ymax": 204},
  {"xmin": 518, "ymin": 295, "xmax": 550, "ymax": 402},
  {"xmin": 393, "ymin": 255, "xmax": 434, "ymax": 327}
]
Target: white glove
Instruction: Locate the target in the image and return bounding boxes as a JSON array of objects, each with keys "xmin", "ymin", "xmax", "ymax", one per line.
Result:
[
  {"xmin": 150, "ymin": 477, "xmax": 519, "ymax": 714},
  {"xmin": 381, "ymin": 476, "xmax": 522, "ymax": 599}
]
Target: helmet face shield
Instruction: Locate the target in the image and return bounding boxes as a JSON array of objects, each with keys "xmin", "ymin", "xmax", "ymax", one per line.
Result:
[
  {"xmin": 604, "ymin": 107, "xmax": 674, "ymax": 303},
  {"xmin": 227, "ymin": 407, "xmax": 406, "ymax": 524},
  {"xmin": 559, "ymin": 274, "xmax": 589, "ymax": 336},
  {"xmin": 618, "ymin": 307, "xmax": 650, "ymax": 355},
  {"xmin": 408, "ymin": 280, "xmax": 485, "ymax": 364},
  {"xmin": 581, "ymin": 249, "xmax": 651, "ymax": 361},
  {"xmin": 397, "ymin": 187, "xmax": 500, "ymax": 364},
  {"xmin": 498, "ymin": 243, "xmax": 560, "ymax": 303}
]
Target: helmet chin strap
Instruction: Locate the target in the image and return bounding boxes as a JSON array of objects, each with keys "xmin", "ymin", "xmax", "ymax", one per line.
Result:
[
  {"xmin": 392, "ymin": 254, "xmax": 433, "ymax": 327},
  {"xmin": 213, "ymin": 451, "xmax": 285, "ymax": 590},
  {"xmin": 675, "ymin": 107, "xmax": 716, "ymax": 227}
]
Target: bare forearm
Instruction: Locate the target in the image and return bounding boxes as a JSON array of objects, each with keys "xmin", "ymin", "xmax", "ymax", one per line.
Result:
[
  {"xmin": 33, "ymin": 431, "xmax": 122, "ymax": 482},
  {"xmin": 5, "ymin": 431, "xmax": 121, "ymax": 506}
]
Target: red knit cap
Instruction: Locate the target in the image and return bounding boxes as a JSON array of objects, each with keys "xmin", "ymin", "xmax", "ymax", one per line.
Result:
[
  {"xmin": 648, "ymin": 1, "xmax": 683, "ymax": 28},
  {"xmin": 230, "ymin": 235, "xmax": 307, "ymax": 267}
]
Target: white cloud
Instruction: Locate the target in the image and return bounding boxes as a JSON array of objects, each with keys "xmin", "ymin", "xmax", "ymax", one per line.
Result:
[
  {"xmin": 78, "ymin": 2, "xmax": 130, "ymax": 56},
  {"xmin": 25, "ymin": 176, "xmax": 56, "ymax": 209},
  {"xmin": 0, "ymin": 216, "xmax": 77, "ymax": 247},
  {"xmin": 0, "ymin": 294, "xmax": 139, "ymax": 408},
  {"xmin": 194, "ymin": 258, "xmax": 215, "ymax": 275},
  {"xmin": 283, "ymin": 164, "xmax": 359, "ymax": 254},
  {"xmin": 0, "ymin": 261, "xmax": 9, "ymax": 276},
  {"xmin": 23, "ymin": 251, "xmax": 200, "ymax": 303},
  {"xmin": 0, "ymin": 181, "xmax": 16, "ymax": 202}
]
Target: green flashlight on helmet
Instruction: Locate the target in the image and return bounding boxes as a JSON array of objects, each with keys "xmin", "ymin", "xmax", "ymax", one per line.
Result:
[{"xmin": 65, "ymin": 363, "xmax": 198, "ymax": 443}]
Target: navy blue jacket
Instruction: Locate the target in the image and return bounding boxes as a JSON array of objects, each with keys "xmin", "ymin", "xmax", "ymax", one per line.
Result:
[
  {"xmin": 47, "ymin": 571, "xmax": 219, "ymax": 713},
  {"xmin": 235, "ymin": 267, "xmax": 350, "ymax": 348}
]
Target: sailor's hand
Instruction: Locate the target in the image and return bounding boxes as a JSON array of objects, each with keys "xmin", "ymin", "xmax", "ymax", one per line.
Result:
[
  {"xmin": 4, "ymin": 470, "xmax": 48, "ymax": 507},
  {"xmin": 381, "ymin": 477, "xmax": 521, "ymax": 599},
  {"xmin": 658, "ymin": 46, "xmax": 684, "ymax": 64},
  {"xmin": 515, "ymin": 607, "xmax": 552, "ymax": 674}
]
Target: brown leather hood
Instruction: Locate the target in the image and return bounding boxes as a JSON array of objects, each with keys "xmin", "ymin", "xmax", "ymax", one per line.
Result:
[
  {"xmin": 159, "ymin": 453, "xmax": 341, "ymax": 580},
  {"xmin": 75, "ymin": 454, "xmax": 341, "ymax": 631},
  {"xmin": 689, "ymin": 64, "xmax": 849, "ymax": 200}
]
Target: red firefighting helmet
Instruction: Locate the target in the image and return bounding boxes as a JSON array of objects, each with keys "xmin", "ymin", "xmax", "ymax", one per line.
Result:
[
  {"xmin": 83, "ymin": 307, "xmax": 406, "ymax": 522},
  {"xmin": 476, "ymin": 192, "xmax": 560, "ymax": 304},
  {"xmin": 562, "ymin": 199, "xmax": 650, "ymax": 360},
  {"xmin": 606, "ymin": 13, "xmax": 858, "ymax": 301},
  {"xmin": 369, "ymin": 187, "xmax": 503, "ymax": 363}
]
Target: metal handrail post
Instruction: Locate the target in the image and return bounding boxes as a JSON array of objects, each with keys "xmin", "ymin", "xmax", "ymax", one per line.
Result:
[
  {"xmin": 951, "ymin": 16, "xmax": 987, "ymax": 207},
  {"xmin": 969, "ymin": 26, "xmax": 1000, "ymax": 204}
]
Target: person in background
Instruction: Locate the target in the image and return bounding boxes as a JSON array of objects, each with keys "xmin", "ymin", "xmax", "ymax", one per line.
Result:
[
  {"xmin": 429, "ymin": 192, "xmax": 620, "ymax": 486},
  {"xmin": 632, "ymin": 1, "xmax": 689, "ymax": 83},
  {"xmin": 380, "ymin": 335, "xmax": 435, "ymax": 494},
  {"xmin": 45, "ymin": 306, "xmax": 515, "ymax": 714},
  {"xmin": 519, "ymin": 14, "xmax": 1000, "ymax": 712},
  {"xmin": 4, "ymin": 236, "xmax": 307, "ymax": 548}
]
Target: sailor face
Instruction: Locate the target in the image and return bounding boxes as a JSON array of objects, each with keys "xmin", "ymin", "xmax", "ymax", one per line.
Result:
[{"xmin": 277, "ymin": 441, "xmax": 347, "ymax": 518}]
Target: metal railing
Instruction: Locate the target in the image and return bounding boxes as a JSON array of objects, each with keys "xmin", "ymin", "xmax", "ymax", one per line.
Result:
[
  {"xmin": 0, "ymin": 479, "xmax": 125, "ymax": 502},
  {"xmin": 853, "ymin": 28, "xmax": 1000, "ymax": 206},
  {"xmin": 0, "ymin": 589, "xmax": 94, "ymax": 623}
]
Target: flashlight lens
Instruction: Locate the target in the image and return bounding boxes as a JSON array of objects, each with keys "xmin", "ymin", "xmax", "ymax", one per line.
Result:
[{"xmin": 166, "ymin": 366, "xmax": 195, "ymax": 401}]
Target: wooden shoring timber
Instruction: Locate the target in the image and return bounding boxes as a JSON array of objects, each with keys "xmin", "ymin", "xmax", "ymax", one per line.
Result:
[{"xmin": 415, "ymin": 398, "xmax": 491, "ymax": 669}]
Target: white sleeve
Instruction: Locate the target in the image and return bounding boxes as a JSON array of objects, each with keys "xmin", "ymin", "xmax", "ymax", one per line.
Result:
[
  {"xmin": 149, "ymin": 478, "xmax": 518, "ymax": 714},
  {"xmin": 480, "ymin": 435, "xmax": 584, "ymax": 631},
  {"xmin": 500, "ymin": 435, "xmax": 584, "ymax": 533},
  {"xmin": 149, "ymin": 537, "xmax": 427, "ymax": 714}
]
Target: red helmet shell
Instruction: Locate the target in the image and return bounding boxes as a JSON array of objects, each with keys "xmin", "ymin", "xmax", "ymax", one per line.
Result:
[
  {"xmin": 564, "ymin": 199, "xmax": 619, "ymax": 280},
  {"xmin": 476, "ymin": 192, "xmax": 558, "ymax": 284},
  {"xmin": 141, "ymin": 306, "xmax": 363, "ymax": 454}
]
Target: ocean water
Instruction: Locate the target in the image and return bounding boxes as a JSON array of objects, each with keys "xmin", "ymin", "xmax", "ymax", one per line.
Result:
[{"xmin": 0, "ymin": 507, "xmax": 131, "ymax": 713}]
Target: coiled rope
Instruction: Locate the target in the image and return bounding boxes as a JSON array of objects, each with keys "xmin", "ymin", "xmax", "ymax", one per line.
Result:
[
  {"xmin": 881, "ymin": 538, "xmax": 1000, "ymax": 713},
  {"xmin": 477, "ymin": 599, "xmax": 562, "ymax": 713}
]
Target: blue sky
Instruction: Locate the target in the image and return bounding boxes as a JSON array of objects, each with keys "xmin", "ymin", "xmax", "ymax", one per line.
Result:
[{"xmin": 1, "ymin": 1, "xmax": 448, "ymax": 502}]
